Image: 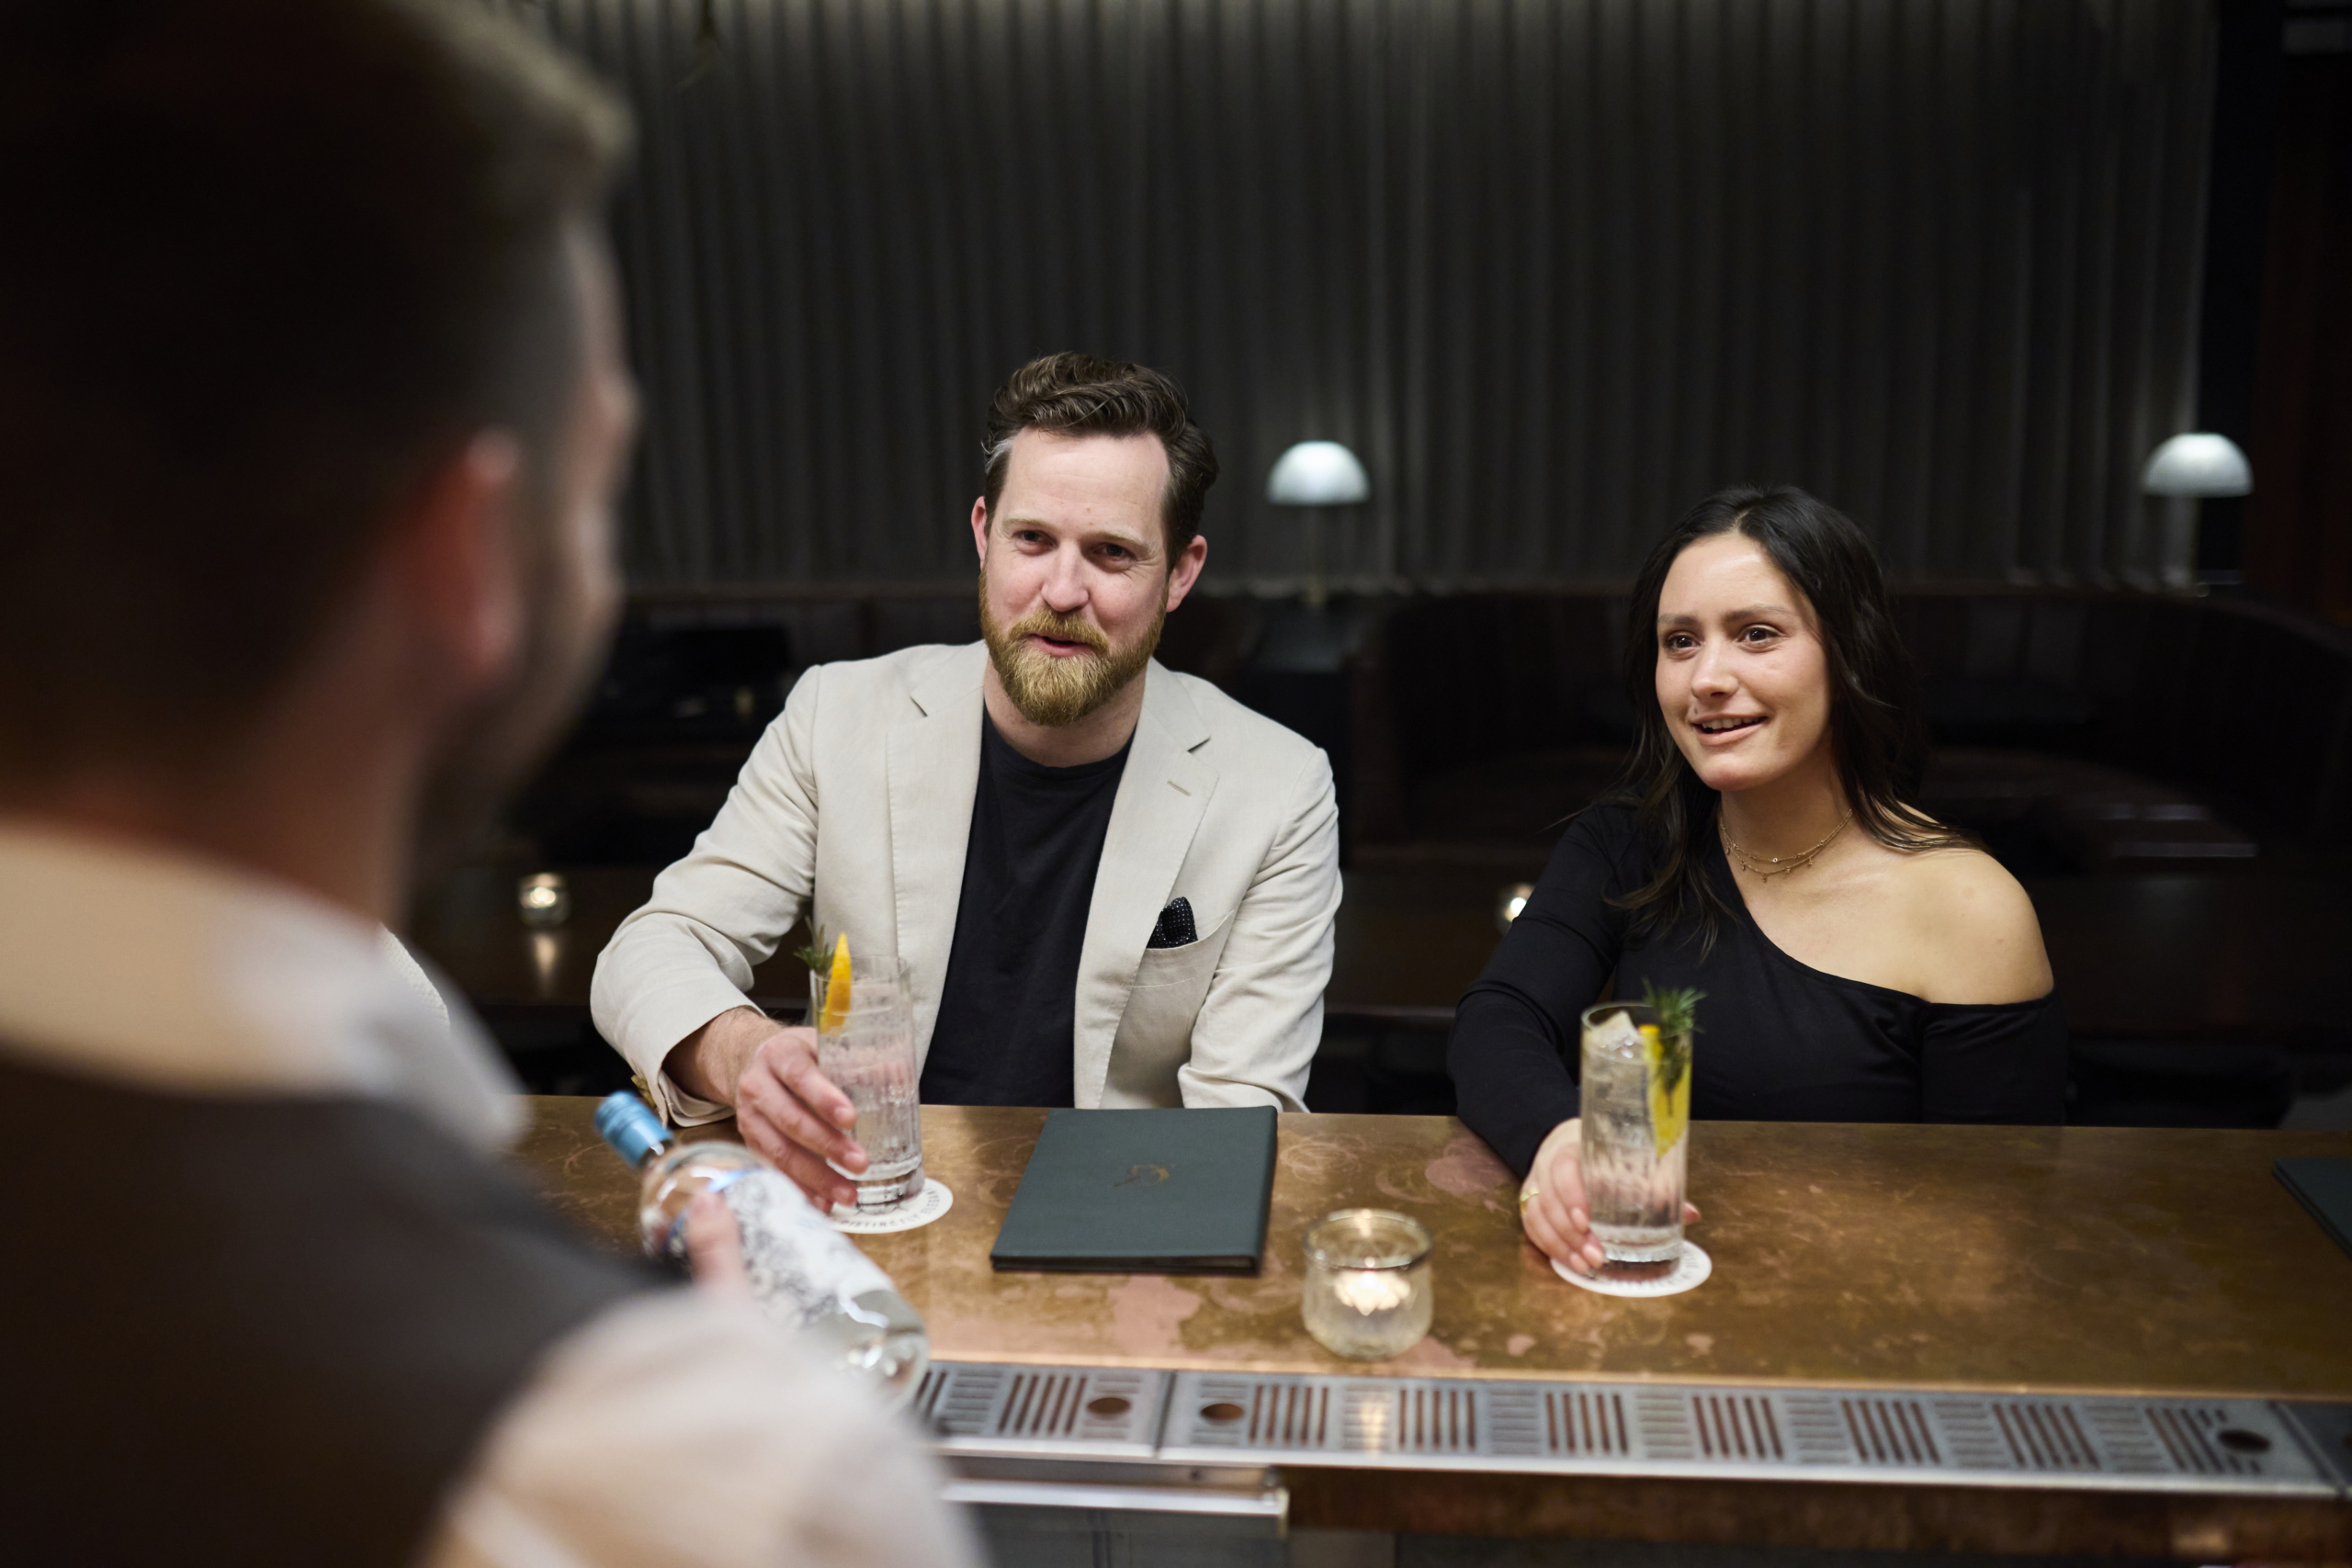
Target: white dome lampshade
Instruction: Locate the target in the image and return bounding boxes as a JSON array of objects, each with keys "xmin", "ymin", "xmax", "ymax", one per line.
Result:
[
  {"xmin": 1266, "ymin": 441, "xmax": 1371, "ymax": 506},
  {"xmin": 2142, "ymin": 433, "xmax": 2252, "ymax": 498}
]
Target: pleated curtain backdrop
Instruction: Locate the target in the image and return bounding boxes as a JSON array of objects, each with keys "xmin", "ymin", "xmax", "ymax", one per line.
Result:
[{"xmin": 529, "ymin": 0, "xmax": 2214, "ymax": 592}]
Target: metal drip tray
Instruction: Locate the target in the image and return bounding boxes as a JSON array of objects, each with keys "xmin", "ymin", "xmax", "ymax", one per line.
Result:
[
  {"xmin": 921, "ymin": 1362, "xmax": 1170, "ymax": 1457},
  {"xmin": 918, "ymin": 1362, "xmax": 2352, "ymax": 1499}
]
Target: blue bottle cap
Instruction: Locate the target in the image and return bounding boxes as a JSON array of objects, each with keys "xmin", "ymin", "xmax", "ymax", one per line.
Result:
[{"xmin": 594, "ymin": 1091, "xmax": 671, "ymax": 1168}]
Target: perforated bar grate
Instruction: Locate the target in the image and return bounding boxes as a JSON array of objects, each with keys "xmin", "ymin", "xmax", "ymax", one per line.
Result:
[
  {"xmin": 920, "ymin": 1364, "xmax": 2341, "ymax": 1496},
  {"xmin": 1153, "ymin": 1371, "xmax": 2339, "ymax": 1495},
  {"xmin": 918, "ymin": 1362, "xmax": 1165, "ymax": 1456}
]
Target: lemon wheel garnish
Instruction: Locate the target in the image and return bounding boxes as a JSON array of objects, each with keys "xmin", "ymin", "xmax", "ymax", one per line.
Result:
[
  {"xmin": 1642, "ymin": 1022, "xmax": 1690, "ymax": 1156},
  {"xmin": 818, "ymin": 931, "xmax": 852, "ymax": 1033}
]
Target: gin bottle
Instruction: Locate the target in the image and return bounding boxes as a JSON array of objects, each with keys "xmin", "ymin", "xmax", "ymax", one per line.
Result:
[{"xmin": 594, "ymin": 1091, "xmax": 928, "ymax": 1406}]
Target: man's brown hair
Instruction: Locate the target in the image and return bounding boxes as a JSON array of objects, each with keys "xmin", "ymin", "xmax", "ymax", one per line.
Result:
[
  {"xmin": 981, "ymin": 353, "xmax": 1219, "ymax": 557},
  {"xmin": 0, "ymin": 0, "xmax": 628, "ymax": 787}
]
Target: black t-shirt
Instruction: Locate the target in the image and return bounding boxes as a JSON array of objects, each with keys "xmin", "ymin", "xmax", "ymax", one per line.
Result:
[
  {"xmin": 920, "ymin": 711, "xmax": 1132, "ymax": 1106},
  {"xmin": 1446, "ymin": 802, "xmax": 2069, "ymax": 1175}
]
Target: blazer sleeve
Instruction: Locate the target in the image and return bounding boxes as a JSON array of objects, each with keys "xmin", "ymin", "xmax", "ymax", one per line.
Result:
[
  {"xmin": 590, "ymin": 666, "xmax": 827, "ymax": 1124},
  {"xmin": 1447, "ymin": 805, "xmax": 1641, "ymax": 1175},
  {"xmin": 1174, "ymin": 744, "xmax": 1341, "ymax": 1112}
]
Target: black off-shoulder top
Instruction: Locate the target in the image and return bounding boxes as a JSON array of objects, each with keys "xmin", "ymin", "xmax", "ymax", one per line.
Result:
[{"xmin": 1447, "ymin": 803, "xmax": 2069, "ymax": 1175}]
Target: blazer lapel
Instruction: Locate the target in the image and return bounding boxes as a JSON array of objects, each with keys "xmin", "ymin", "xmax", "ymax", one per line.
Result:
[
  {"xmin": 887, "ymin": 643, "xmax": 987, "ymax": 1064},
  {"xmin": 1072, "ymin": 660, "xmax": 1216, "ymax": 1106}
]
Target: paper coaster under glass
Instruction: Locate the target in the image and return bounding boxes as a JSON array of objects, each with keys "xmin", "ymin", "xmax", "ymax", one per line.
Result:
[
  {"xmin": 1552, "ymin": 1241, "xmax": 1712, "ymax": 1298},
  {"xmin": 830, "ymin": 1179, "xmax": 954, "ymax": 1235}
]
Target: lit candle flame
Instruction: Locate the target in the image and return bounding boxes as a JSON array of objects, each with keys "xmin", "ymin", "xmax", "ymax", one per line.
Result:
[{"xmin": 1334, "ymin": 1268, "xmax": 1411, "ymax": 1316}]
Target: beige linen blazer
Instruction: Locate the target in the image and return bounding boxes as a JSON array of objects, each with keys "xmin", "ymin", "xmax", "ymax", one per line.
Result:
[{"xmin": 591, "ymin": 641, "xmax": 1340, "ymax": 1122}]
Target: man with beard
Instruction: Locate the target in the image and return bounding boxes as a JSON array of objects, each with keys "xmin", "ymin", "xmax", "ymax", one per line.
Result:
[
  {"xmin": 595, "ymin": 354, "xmax": 1340, "ymax": 1206},
  {"xmin": 0, "ymin": 4, "xmax": 972, "ymax": 1564}
]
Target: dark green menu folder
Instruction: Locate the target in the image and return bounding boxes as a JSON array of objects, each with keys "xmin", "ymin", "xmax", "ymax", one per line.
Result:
[
  {"xmin": 990, "ymin": 1106, "xmax": 1278, "ymax": 1273},
  {"xmin": 2275, "ymin": 1157, "xmax": 2352, "ymax": 1259}
]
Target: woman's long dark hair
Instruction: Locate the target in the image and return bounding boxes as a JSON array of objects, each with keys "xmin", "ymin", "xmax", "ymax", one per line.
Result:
[{"xmin": 1611, "ymin": 485, "xmax": 1971, "ymax": 942}]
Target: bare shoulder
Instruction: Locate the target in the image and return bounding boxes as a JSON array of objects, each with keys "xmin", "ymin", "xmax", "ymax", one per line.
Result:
[{"xmin": 1889, "ymin": 842, "xmax": 2053, "ymax": 1005}]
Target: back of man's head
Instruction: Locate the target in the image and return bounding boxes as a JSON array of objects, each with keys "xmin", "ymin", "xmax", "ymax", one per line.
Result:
[
  {"xmin": 982, "ymin": 353, "xmax": 1218, "ymax": 558},
  {"xmin": 0, "ymin": 0, "xmax": 628, "ymax": 793}
]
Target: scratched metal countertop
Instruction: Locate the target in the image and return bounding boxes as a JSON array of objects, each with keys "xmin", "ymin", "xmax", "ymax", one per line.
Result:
[{"xmin": 510, "ymin": 1099, "xmax": 2352, "ymax": 1403}]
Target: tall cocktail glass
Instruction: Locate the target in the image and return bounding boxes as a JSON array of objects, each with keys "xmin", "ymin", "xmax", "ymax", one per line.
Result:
[
  {"xmin": 1577, "ymin": 1001, "xmax": 1690, "ymax": 1264},
  {"xmin": 808, "ymin": 953, "xmax": 924, "ymax": 1211}
]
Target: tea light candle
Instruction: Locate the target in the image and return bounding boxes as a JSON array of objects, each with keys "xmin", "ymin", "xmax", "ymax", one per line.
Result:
[
  {"xmin": 1302, "ymin": 1209, "xmax": 1433, "ymax": 1360},
  {"xmin": 1333, "ymin": 1267, "xmax": 1411, "ymax": 1315}
]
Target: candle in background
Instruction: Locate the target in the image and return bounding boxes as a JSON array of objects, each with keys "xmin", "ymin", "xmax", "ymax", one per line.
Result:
[
  {"xmin": 1302, "ymin": 1209, "xmax": 1433, "ymax": 1360},
  {"xmin": 517, "ymin": 872, "xmax": 571, "ymax": 930}
]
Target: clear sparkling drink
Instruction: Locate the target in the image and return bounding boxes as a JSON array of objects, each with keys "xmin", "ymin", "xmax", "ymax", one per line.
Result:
[
  {"xmin": 811, "ymin": 953, "xmax": 924, "ymax": 1209},
  {"xmin": 1579, "ymin": 1002, "xmax": 1690, "ymax": 1263},
  {"xmin": 820, "ymin": 1023, "xmax": 922, "ymax": 1207}
]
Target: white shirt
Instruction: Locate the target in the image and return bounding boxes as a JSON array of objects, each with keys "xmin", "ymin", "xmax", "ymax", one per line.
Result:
[{"xmin": 0, "ymin": 822, "xmax": 979, "ymax": 1568}]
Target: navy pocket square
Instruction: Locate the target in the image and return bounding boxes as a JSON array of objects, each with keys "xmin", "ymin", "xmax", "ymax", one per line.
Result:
[{"xmin": 1147, "ymin": 897, "xmax": 1198, "ymax": 950}]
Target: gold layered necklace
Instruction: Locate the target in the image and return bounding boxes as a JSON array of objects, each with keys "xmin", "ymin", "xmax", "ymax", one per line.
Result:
[{"xmin": 1720, "ymin": 808, "xmax": 1854, "ymax": 879}]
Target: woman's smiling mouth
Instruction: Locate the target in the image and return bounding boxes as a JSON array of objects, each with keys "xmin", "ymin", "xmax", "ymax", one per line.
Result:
[{"xmin": 1693, "ymin": 715, "xmax": 1766, "ymax": 737}]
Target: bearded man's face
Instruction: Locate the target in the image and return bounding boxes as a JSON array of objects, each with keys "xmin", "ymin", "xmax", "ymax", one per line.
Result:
[{"xmin": 973, "ymin": 428, "xmax": 1190, "ymax": 728}]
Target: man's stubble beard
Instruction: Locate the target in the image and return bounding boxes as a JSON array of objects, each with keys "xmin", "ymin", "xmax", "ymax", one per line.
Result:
[
  {"xmin": 412, "ymin": 518, "xmax": 616, "ymax": 891},
  {"xmin": 978, "ymin": 569, "xmax": 1164, "ymax": 728}
]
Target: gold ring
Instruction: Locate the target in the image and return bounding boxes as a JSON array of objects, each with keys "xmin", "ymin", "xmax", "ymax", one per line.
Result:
[{"xmin": 1517, "ymin": 1186, "xmax": 1538, "ymax": 1215}]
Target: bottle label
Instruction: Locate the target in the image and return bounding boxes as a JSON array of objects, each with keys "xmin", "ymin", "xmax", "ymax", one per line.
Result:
[{"xmin": 720, "ymin": 1170, "xmax": 897, "ymax": 1328}]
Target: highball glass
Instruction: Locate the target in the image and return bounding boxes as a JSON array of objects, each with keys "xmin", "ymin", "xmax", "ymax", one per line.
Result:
[
  {"xmin": 1578, "ymin": 1001, "xmax": 1690, "ymax": 1264},
  {"xmin": 808, "ymin": 953, "xmax": 925, "ymax": 1211}
]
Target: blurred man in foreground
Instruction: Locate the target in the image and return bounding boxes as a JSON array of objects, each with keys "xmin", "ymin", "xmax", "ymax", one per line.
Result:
[{"xmin": 0, "ymin": 3, "xmax": 973, "ymax": 1563}]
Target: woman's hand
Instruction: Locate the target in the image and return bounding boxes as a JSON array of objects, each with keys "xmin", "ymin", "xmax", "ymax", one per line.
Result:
[{"xmin": 1518, "ymin": 1117, "xmax": 1701, "ymax": 1276}]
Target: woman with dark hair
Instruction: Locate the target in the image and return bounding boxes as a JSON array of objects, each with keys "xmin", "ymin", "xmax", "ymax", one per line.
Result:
[{"xmin": 1447, "ymin": 485, "xmax": 2065, "ymax": 1275}]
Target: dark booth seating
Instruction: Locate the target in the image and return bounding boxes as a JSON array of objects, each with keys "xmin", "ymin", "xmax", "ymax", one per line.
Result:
[
  {"xmin": 1349, "ymin": 587, "xmax": 2352, "ymax": 873},
  {"xmin": 1341, "ymin": 586, "xmax": 2352, "ymax": 1129},
  {"xmin": 509, "ymin": 589, "xmax": 1268, "ymax": 869},
  {"xmin": 466, "ymin": 584, "xmax": 2350, "ymax": 1128}
]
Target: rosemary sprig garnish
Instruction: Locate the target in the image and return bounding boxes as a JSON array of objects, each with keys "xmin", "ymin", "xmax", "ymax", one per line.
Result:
[
  {"xmin": 1640, "ymin": 980, "xmax": 1702, "ymax": 1099},
  {"xmin": 791, "ymin": 925, "xmax": 834, "ymax": 973}
]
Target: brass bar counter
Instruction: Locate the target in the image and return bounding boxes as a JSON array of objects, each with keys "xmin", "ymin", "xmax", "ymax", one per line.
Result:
[{"xmin": 513, "ymin": 1100, "xmax": 2352, "ymax": 1557}]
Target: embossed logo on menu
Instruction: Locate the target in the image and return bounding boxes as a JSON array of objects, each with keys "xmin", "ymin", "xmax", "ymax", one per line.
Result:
[{"xmin": 1115, "ymin": 1164, "xmax": 1170, "ymax": 1187}]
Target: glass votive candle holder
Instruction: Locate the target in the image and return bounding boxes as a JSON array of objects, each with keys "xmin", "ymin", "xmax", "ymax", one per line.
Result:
[
  {"xmin": 1302, "ymin": 1209, "xmax": 1433, "ymax": 1360},
  {"xmin": 517, "ymin": 872, "xmax": 571, "ymax": 931}
]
